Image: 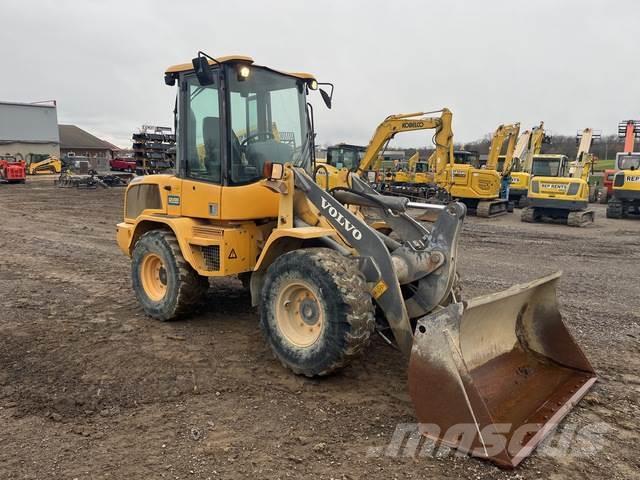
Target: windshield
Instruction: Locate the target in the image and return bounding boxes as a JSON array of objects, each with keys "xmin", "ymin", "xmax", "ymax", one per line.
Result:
[
  {"xmin": 415, "ymin": 162, "xmax": 429, "ymax": 173},
  {"xmin": 617, "ymin": 153, "xmax": 640, "ymax": 170},
  {"xmin": 531, "ymin": 156, "xmax": 564, "ymax": 177},
  {"xmin": 327, "ymin": 147, "xmax": 364, "ymax": 170},
  {"xmin": 454, "ymin": 151, "xmax": 480, "ymax": 167},
  {"xmin": 227, "ymin": 67, "xmax": 311, "ymax": 184}
]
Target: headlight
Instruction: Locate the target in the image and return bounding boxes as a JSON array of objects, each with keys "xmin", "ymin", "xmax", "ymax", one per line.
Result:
[
  {"xmin": 567, "ymin": 182, "xmax": 580, "ymax": 196},
  {"xmin": 309, "ymin": 79, "xmax": 318, "ymax": 90},
  {"xmin": 238, "ymin": 65, "xmax": 251, "ymax": 79}
]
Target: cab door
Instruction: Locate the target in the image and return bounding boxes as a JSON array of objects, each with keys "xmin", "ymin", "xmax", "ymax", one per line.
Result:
[{"xmin": 178, "ymin": 72, "xmax": 224, "ymax": 220}]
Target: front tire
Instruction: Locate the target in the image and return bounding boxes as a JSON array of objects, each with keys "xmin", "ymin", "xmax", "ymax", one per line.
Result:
[
  {"xmin": 260, "ymin": 248, "xmax": 375, "ymax": 377},
  {"xmin": 131, "ymin": 230, "xmax": 209, "ymax": 320}
]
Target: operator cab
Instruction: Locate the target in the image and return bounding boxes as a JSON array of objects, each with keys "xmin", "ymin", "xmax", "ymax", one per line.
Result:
[
  {"xmin": 530, "ymin": 154, "xmax": 568, "ymax": 178},
  {"xmin": 616, "ymin": 152, "xmax": 640, "ymax": 171},
  {"xmin": 453, "ymin": 150, "xmax": 481, "ymax": 168},
  {"xmin": 326, "ymin": 143, "xmax": 366, "ymax": 171},
  {"xmin": 164, "ymin": 55, "xmax": 330, "ymax": 187}
]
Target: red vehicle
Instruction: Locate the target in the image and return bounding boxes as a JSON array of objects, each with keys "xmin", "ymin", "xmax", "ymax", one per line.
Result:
[
  {"xmin": 0, "ymin": 155, "xmax": 26, "ymax": 183},
  {"xmin": 109, "ymin": 157, "xmax": 136, "ymax": 172}
]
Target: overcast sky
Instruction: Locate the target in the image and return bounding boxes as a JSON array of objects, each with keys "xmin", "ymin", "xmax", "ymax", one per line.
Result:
[{"xmin": 2, "ymin": 0, "xmax": 638, "ymax": 149}]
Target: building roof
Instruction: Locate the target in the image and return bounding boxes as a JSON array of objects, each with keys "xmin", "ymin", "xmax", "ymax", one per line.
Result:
[{"xmin": 58, "ymin": 124, "xmax": 115, "ymax": 150}]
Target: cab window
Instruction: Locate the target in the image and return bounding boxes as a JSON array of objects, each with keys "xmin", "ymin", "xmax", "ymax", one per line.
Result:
[{"xmin": 184, "ymin": 75, "xmax": 222, "ymax": 183}]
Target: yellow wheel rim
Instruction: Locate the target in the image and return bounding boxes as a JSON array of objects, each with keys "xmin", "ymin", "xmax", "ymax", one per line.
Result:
[
  {"xmin": 276, "ymin": 280, "xmax": 324, "ymax": 347},
  {"xmin": 140, "ymin": 253, "xmax": 168, "ymax": 301}
]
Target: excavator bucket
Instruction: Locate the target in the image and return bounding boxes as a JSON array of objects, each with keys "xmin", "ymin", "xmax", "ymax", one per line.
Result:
[{"xmin": 408, "ymin": 272, "xmax": 596, "ymax": 468}]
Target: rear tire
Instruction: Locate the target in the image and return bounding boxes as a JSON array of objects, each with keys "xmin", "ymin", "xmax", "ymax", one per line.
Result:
[
  {"xmin": 132, "ymin": 230, "xmax": 209, "ymax": 321},
  {"xmin": 260, "ymin": 248, "xmax": 375, "ymax": 377}
]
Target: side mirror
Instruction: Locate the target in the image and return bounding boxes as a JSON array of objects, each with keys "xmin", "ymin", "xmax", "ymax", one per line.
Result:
[
  {"xmin": 320, "ymin": 88, "xmax": 332, "ymax": 109},
  {"xmin": 318, "ymin": 82, "xmax": 334, "ymax": 110},
  {"xmin": 192, "ymin": 56, "xmax": 214, "ymax": 86}
]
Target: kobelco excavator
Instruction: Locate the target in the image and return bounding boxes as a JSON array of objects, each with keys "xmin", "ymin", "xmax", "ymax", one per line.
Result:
[
  {"xmin": 315, "ymin": 112, "xmax": 454, "ymax": 195},
  {"xmin": 116, "ymin": 53, "xmax": 596, "ymax": 468}
]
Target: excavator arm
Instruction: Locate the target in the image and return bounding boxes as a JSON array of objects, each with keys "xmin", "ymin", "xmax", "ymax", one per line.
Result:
[
  {"xmin": 573, "ymin": 128, "xmax": 600, "ymax": 181},
  {"xmin": 522, "ymin": 122, "xmax": 546, "ymax": 172},
  {"xmin": 485, "ymin": 123, "xmax": 521, "ymax": 173},
  {"xmin": 407, "ymin": 151, "xmax": 420, "ymax": 171}
]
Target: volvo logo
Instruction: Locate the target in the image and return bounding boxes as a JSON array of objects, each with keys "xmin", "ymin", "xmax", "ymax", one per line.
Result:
[{"xmin": 320, "ymin": 198, "xmax": 363, "ymax": 240}]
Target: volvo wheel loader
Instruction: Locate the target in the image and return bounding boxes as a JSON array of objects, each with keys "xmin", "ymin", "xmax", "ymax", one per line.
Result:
[
  {"xmin": 522, "ymin": 128, "xmax": 599, "ymax": 226},
  {"xmin": 117, "ymin": 53, "xmax": 596, "ymax": 469}
]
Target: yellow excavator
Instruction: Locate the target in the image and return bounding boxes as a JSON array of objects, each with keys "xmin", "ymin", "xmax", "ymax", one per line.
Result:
[
  {"xmin": 606, "ymin": 120, "xmax": 640, "ymax": 218},
  {"xmin": 315, "ymin": 143, "xmax": 369, "ymax": 190},
  {"xmin": 439, "ymin": 123, "xmax": 520, "ymax": 216},
  {"xmin": 386, "ymin": 152, "xmax": 435, "ymax": 198},
  {"xmin": 315, "ymin": 113, "xmax": 454, "ymax": 195},
  {"xmin": 522, "ymin": 128, "xmax": 598, "ymax": 226},
  {"xmin": 117, "ymin": 53, "xmax": 595, "ymax": 468},
  {"xmin": 501, "ymin": 122, "xmax": 548, "ymax": 207}
]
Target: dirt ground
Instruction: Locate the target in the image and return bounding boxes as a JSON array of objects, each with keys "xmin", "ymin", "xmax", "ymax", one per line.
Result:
[{"xmin": 0, "ymin": 176, "xmax": 638, "ymax": 480}]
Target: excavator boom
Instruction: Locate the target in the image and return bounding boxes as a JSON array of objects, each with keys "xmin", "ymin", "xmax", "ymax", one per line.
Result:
[
  {"xmin": 356, "ymin": 110, "xmax": 453, "ymax": 177},
  {"xmin": 485, "ymin": 123, "xmax": 521, "ymax": 173}
]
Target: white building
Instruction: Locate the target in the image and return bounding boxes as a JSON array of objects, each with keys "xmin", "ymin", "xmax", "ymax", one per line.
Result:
[{"xmin": 0, "ymin": 101, "xmax": 60, "ymax": 162}]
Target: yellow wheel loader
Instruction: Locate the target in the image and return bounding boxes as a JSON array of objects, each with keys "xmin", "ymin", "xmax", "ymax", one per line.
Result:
[
  {"xmin": 522, "ymin": 128, "xmax": 598, "ymax": 227},
  {"xmin": 117, "ymin": 53, "xmax": 596, "ymax": 468}
]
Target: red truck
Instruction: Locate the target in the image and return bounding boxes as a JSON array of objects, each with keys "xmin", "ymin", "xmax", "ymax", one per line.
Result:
[
  {"xmin": 0, "ymin": 155, "xmax": 26, "ymax": 183},
  {"xmin": 109, "ymin": 157, "xmax": 136, "ymax": 172}
]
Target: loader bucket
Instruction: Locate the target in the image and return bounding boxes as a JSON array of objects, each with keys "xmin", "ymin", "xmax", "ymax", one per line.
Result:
[{"xmin": 408, "ymin": 272, "xmax": 596, "ymax": 468}]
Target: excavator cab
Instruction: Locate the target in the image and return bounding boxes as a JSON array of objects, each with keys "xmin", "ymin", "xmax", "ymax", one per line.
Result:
[
  {"xmin": 118, "ymin": 53, "xmax": 596, "ymax": 469},
  {"xmin": 316, "ymin": 143, "xmax": 369, "ymax": 189}
]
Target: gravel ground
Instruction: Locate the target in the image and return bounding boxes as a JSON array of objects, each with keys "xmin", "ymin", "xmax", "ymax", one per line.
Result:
[{"xmin": 0, "ymin": 176, "xmax": 638, "ymax": 479}]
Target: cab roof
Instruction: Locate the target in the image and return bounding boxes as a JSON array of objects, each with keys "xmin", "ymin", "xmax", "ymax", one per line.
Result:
[
  {"xmin": 533, "ymin": 154, "xmax": 568, "ymax": 159},
  {"xmin": 165, "ymin": 55, "xmax": 316, "ymax": 81}
]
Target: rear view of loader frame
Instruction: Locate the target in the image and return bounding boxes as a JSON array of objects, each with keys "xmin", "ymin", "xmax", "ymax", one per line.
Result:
[{"xmin": 117, "ymin": 52, "xmax": 596, "ymax": 469}]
